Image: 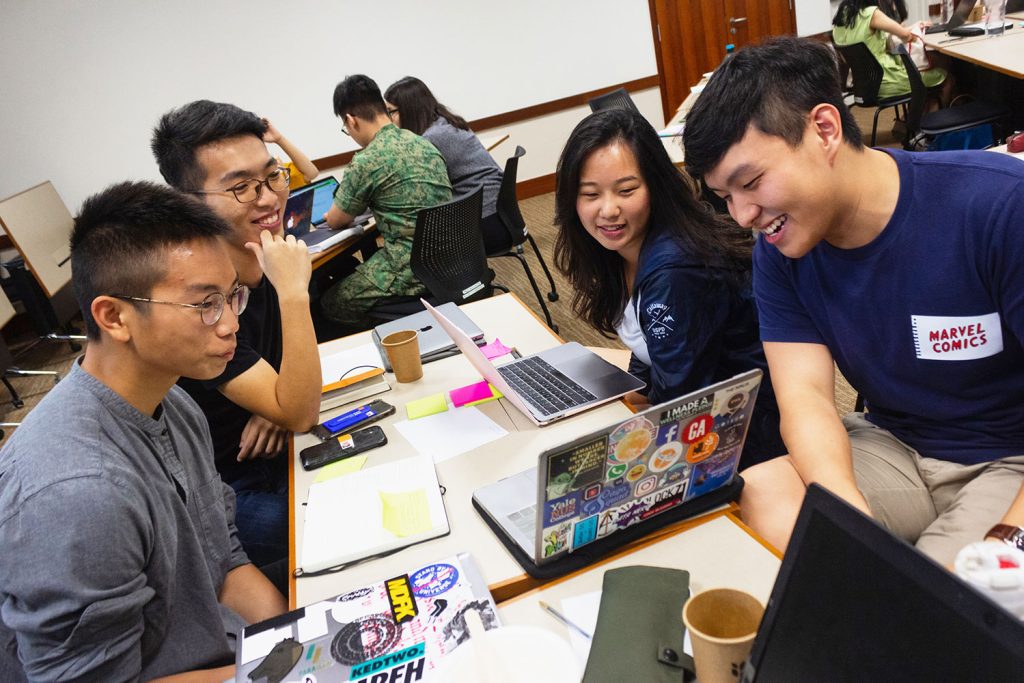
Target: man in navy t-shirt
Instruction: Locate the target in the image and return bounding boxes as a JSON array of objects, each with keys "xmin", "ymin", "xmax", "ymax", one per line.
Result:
[{"xmin": 682, "ymin": 37, "xmax": 1024, "ymax": 565}]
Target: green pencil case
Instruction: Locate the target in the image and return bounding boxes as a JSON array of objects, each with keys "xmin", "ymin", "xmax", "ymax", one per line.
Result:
[{"xmin": 582, "ymin": 565, "xmax": 695, "ymax": 682}]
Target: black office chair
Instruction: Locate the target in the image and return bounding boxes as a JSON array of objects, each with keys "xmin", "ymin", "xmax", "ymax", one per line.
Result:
[
  {"xmin": 834, "ymin": 41, "xmax": 913, "ymax": 146},
  {"xmin": 484, "ymin": 146, "xmax": 559, "ymax": 333},
  {"xmin": 588, "ymin": 87, "xmax": 642, "ymax": 115},
  {"xmin": 897, "ymin": 47, "xmax": 1009, "ymax": 150},
  {"xmin": 367, "ymin": 188, "xmax": 508, "ymax": 322},
  {"xmin": 412, "ymin": 187, "xmax": 508, "ymax": 304}
]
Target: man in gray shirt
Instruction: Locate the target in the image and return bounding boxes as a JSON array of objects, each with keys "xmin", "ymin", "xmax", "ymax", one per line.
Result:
[{"xmin": 0, "ymin": 182, "xmax": 287, "ymax": 681}]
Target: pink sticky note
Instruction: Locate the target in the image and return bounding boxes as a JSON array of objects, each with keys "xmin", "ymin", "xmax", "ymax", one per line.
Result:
[
  {"xmin": 480, "ymin": 338, "xmax": 513, "ymax": 360},
  {"xmin": 450, "ymin": 380, "xmax": 495, "ymax": 407}
]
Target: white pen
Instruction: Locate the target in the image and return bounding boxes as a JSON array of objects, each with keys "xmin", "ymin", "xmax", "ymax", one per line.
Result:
[{"xmin": 539, "ymin": 600, "xmax": 592, "ymax": 640}]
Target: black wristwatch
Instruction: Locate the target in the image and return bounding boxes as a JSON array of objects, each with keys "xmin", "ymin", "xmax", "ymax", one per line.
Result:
[{"xmin": 985, "ymin": 524, "xmax": 1024, "ymax": 552}]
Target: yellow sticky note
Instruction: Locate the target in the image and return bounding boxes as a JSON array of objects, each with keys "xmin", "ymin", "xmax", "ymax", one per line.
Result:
[
  {"xmin": 380, "ymin": 489, "xmax": 432, "ymax": 537},
  {"xmin": 313, "ymin": 455, "xmax": 368, "ymax": 483},
  {"xmin": 406, "ymin": 393, "xmax": 448, "ymax": 420}
]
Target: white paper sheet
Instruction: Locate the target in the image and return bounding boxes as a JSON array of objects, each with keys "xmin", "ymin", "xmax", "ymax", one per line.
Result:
[
  {"xmin": 393, "ymin": 407, "xmax": 508, "ymax": 463},
  {"xmin": 561, "ymin": 590, "xmax": 601, "ymax": 670},
  {"xmin": 320, "ymin": 342, "xmax": 384, "ymax": 386}
]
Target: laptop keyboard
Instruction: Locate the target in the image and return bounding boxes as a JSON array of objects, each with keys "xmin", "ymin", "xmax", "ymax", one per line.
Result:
[
  {"xmin": 507, "ymin": 503, "xmax": 537, "ymax": 539},
  {"xmin": 497, "ymin": 356, "xmax": 597, "ymax": 417}
]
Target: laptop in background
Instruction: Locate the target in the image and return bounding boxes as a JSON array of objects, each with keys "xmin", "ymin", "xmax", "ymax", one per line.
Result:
[
  {"xmin": 283, "ymin": 185, "xmax": 315, "ymax": 238},
  {"xmin": 742, "ymin": 484, "xmax": 1024, "ymax": 681},
  {"xmin": 925, "ymin": 0, "xmax": 975, "ymax": 33},
  {"xmin": 475, "ymin": 370, "xmax": 761, "ymax": 569},
  {"xmin": 285, "ymin": 176, "xmax": 373, "ymax": 252},
  {"xmin": 307, "ymin": 176, "xmax": 339, "ymax": 228},
  {"xmin": 423, "ymin": 299, "xmax": 645, "ymax": 426},
  {"xmin": 372, "ymin": 303, "xmax": 486, "ymax": 370}
]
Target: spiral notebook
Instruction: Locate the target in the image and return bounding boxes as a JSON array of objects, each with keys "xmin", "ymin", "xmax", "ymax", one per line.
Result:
[{"xmin": 298, "ymin": 455, "xmax": 449, "ymax": 575}]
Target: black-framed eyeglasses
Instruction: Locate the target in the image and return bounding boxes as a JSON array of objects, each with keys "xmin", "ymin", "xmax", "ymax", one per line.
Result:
[
  {"xmin": 113, "ymin": 284, "xmax": 249, "ymax": 326},
  {"xmin": 189, "ymin": 167, "xmax": 290, "ymax": 204},
  {"xmin": 340, "ymin": 116, "xmax": 351, "ymax": 137},
  {"xmin": 386, "ymin": 107, "xmax": 399, "ymax": 118}
]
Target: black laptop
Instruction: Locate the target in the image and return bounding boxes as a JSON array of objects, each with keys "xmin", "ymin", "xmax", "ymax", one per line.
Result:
[
  {"xmin": 742, "ymin": 484, "xmax": 1024, "ymax": 682},
  {"xmin": 925, "ymin": 0, "xmax": 975, "ymax": 33}
]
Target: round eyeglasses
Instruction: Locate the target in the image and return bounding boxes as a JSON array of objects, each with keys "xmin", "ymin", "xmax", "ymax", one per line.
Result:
[
  {"xmin": 113, "ymin": 284, "xmax": 250, "ymax": 326},
  {"xmin": 189, "ymin": 167, "xmax": 290, "ymax": 204}
]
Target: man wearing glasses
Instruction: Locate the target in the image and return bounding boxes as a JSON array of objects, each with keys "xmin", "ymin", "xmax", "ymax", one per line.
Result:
[
  {"xmin": 321, "ymin": 74, "xmax": 451, "ymax": 328},
  {"xmin": 152, "ymin": 101, "xmax": 321, "ymax": 583},
  {"xmin": 0, "ymin": 182, "xmax": 286, "ymax": 681}
]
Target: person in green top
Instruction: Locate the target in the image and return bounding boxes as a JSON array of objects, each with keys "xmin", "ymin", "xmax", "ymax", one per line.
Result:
[
  {"xmin": 833, "ymin": 0, "xmax": 947, "ymax": 101},
  {"xmin": 322, "ymin": 74, "xmax": 452, "ymax": 328}
]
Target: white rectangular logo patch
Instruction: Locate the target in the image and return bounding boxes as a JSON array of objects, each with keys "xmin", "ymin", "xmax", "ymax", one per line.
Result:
[{"xmin": 911, "ymin": 313, "xmax": 1003, "ymax": 361}]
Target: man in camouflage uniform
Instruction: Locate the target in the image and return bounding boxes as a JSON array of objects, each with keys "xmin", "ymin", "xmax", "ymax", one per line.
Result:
[{"xmin": 322, "ymin": 74, "xmax": 452, "ymax": 327}]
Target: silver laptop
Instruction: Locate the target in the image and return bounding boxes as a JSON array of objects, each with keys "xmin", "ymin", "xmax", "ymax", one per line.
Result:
[
  {"xmin": 423, "ymin": 299, "xmax": 645, "ymax": 426},
  {"xmin": 372, "ymin": 302, "xmax": 485, "ymax": 370},
  {"xmin": 475, "ymin": 370, "xmax": 762, "ymax": 564}
]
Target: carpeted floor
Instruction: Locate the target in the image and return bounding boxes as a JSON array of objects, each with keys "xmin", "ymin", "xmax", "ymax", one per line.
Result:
[{"xmin": 0, "ymin": 105, "xmax": 893, "ymax": 439}]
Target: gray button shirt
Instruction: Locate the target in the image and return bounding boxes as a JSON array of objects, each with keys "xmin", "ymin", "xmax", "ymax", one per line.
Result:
[{"xmin": 0, "ymin": 362, "xmax": 249, "ymax": 682}]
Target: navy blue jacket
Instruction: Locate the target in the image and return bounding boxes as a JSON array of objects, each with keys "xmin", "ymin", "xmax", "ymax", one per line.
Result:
[{"xmin": 626, "ymin": 229, "xmax": 785, "ymax": 468}]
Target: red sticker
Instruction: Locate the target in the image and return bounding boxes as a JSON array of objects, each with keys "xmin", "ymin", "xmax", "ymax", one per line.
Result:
[{"xmin": 682, "ymin": 414, "xmax": 714, "ymax": 444}]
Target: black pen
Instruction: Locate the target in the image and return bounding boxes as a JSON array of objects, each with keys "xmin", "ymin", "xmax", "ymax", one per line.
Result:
[{"xmin": 939, "ymin": 36, "xmax": 966, "ymax": 43}]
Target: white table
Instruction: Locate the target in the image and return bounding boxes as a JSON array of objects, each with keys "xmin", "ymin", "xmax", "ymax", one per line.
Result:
[
  {"xmin": 289, "ymin": 294, "xmax": 635, "ymax": 608},
  {"xmin": 498, "ymin": 513, "xmax": 781, "ymax": 648},
  {"xmin": 922, "ymin": 24, "xmax": 1024, "ymax": 79}
]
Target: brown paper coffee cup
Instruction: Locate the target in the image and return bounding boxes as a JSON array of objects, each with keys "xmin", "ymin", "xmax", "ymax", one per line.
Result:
[
  {"xmin": 682, "ymin": 588, "xmax": 764, "ymax": 683},
  {"xmin": 381, "ymin": 330, "xmax": 423, "ymax": 383}
]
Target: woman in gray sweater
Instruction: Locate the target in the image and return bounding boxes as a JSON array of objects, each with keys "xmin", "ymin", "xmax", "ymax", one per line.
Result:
[{"xmin": 384, "ymin": 76, "xmax": 506, "ymax": 251}]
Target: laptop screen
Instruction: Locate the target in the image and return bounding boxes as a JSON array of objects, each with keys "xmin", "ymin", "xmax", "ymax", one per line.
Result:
[
  {"xmin": 283, "ymin": 186, "xmax": 314, "ymax": 237},
  {"xmin": 310, "ymin": 177, "xmax": 339, "ymax": 225},
  {"xmin": 536, "ymin": 370, "xmax": 761, "ymax": 561},
  {"xmin": 744, "ymin": 485, "xmax": 1024, "ymax": 681}
]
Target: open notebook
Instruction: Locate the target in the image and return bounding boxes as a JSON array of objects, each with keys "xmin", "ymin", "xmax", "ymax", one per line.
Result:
[{"xmin": 298, "ymin": 456, "xmax": 449, "ymax": 574}]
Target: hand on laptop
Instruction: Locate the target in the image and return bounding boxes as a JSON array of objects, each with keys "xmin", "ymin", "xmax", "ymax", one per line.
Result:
[
  {"xmin": 238, "ymin": 414, "xmax": 289, "ymax": 461},
  {"xmin": 245, "ymin": 230, "xmax": 312, "ymax": 301}
]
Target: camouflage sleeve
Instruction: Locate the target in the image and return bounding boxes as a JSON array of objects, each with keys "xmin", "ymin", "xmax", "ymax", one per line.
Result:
[{"xmin": 336, "ymin": 155, "xmax": 370, "ymax": 217}]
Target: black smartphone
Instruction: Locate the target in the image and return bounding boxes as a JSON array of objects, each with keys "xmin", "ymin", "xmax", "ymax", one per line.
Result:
[
  {"xmin": 310, "ymin": 399, "xmax": 395, "ymax": 441},
  {"xmin": 300, "ymin": 425, "xmax": 388, "ymax": 471}
]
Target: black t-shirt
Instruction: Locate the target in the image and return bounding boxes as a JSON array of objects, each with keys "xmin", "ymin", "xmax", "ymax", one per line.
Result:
[{"xmin": 178, "ymin": 278, "xmax": 283, "ymax": 483}]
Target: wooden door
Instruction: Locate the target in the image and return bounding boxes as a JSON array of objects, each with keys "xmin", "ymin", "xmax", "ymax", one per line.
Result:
[{"xmin": 650, "ymin": 0, "xmax": 797, "ymax": 122}]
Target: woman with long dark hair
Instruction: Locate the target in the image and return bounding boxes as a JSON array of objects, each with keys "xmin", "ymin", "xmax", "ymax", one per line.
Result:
[
  {"xmin": 384, "ymin": 77, "xmax": 506, "ymax": 251},
  {"xmin": 554, "ymin": 109, "xmax": 784, "ymax": 468},
  {"xmin": 833, "ymin": 0, "xmax": 947, "ymax": 102}
]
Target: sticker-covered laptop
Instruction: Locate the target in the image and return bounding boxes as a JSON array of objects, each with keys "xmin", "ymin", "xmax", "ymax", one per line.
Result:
[{"xmin": 474, "ymin": 370, "xmax": 761, "ymax": 574}]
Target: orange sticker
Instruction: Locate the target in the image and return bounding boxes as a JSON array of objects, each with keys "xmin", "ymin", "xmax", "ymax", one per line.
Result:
[
  {"xmin": 336, "ymin": 434, "xmax": 354, "ymax": 449},
  {"xmin": 686, "ymin": 432, "xmax": 720, "ymax": 463}
]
